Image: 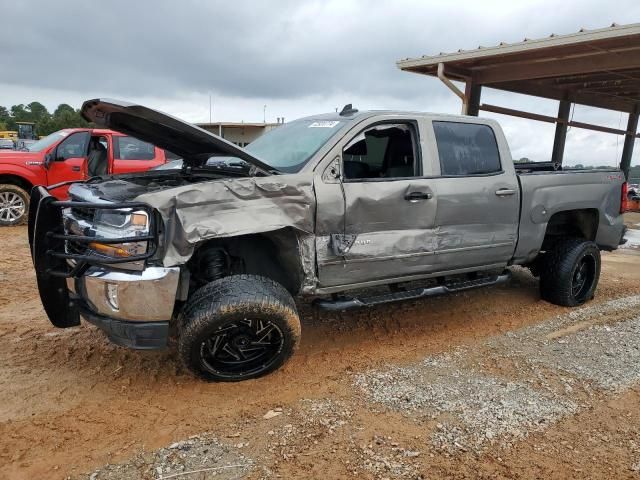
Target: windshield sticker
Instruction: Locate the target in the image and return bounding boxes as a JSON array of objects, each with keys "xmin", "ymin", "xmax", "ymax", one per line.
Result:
[{"xmin": 308, "ymin": 121, "xmax": 339, "ymax": 128}]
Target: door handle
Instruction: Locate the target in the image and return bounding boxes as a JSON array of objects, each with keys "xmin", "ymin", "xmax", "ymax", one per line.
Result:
[
  {"xmin": 404, "ymin": 191, "xmax": 432, "ymax": 202},
  {"xmin": 72, "ymin": 166, "xmax": 81, "ymax": 172},
  {"xmin": 495, "ymin": 188, "xmax": 516, "ymax": 197}
]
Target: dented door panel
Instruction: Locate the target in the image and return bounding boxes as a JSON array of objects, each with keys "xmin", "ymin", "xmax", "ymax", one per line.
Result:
[
  {"xmin": 316, "ymin": 179, "xmax": 439, "ymax": 287},
  {"xmin": 432, "ymin": 174, "xmax": 520, "ymax": 270}
]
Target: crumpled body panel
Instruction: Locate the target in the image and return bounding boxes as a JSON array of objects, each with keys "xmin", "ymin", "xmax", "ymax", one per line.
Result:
[{"xmin": 133, "ymin": 173, "xmax": 317, "ymax": 271}]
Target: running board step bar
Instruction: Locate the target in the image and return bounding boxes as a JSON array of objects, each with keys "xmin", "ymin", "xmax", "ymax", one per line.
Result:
[{"xmin": 314, "ymin": 271, "xmax": 511, "ymax": 311}]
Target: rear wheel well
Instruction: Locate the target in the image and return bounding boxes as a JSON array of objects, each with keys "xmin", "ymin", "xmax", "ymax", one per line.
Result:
[
  {"xmin": 542, "ymin": 209, "xmax": 599, "ymax": 249},
  {"xmin": 187, "ymin": 229, "xmax": 304, "ymax": 295},
  {"xmin": 0, "ymin": 175, "xmax": 33, "ymax": 193}
]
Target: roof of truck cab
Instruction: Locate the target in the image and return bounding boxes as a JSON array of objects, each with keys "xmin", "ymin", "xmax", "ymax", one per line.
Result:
[
  {"xmin": 57, "ymin": 128, "xmax": 126, "ymax": 136},
  {"xmin": 299, "ymin": 110, "xmax": 499, "ymax": 124}
]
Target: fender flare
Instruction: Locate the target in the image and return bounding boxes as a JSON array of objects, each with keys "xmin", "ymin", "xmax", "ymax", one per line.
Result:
[{"xmin": 0, "ymin": 164, "xmax": 43, "ymax": 190}]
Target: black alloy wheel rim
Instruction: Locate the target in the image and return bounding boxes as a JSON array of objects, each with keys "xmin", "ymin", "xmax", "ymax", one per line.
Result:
[
  {"xmin": 572, "ymin": 253, "xmax": 596, "ymax": 302},
  {"xmin": 200, "ymin": 318, "xmax": 284, "ymax": 378}
]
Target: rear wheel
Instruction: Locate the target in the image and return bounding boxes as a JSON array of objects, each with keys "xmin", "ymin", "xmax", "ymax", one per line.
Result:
[
  {"xmin": 539, "ymin": 237, "xmax": 600, "ymax": 307},
  {"xmin": 0, "ymin": 184, "xmax": 29, "ymax": 226},
  {"xmin": 178, "ymin": 274, "xmax": 301, "ymax": 382}
]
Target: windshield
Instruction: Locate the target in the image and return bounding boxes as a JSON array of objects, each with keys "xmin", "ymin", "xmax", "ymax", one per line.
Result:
[
  {"xmin": 245, "ymin": 118, "xmax": 345, "ymax": 172},
  {"xmin": 26, "ymin": 131, "xmax": 68, "ymax": 152}
]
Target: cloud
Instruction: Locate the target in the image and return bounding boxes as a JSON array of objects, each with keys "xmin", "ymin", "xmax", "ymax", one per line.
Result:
[{"xmin": 0, "ymin": 0, "xmax": 638, "ymax": 166}]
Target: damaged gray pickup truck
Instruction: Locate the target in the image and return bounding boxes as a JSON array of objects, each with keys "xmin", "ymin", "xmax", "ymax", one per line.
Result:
[{"xmin": 29, "ymin": 99, "xmax": 629, "ymax": 381}]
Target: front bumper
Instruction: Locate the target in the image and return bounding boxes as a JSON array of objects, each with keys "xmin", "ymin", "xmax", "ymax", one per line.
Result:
[
  {"xmin": 28, "ymin": 185, "xmax": 177, "ymax": 349},
  {"xmin": 69, "ymin": 266, "xmax": 180, "ymax": 322},
  {"xmin": 67, "ymin": 266, "xmax": 180, "ymax": 349},
  {"xmin": 78, "ymin": 304, "xmax": 170, "ymax": 349}
]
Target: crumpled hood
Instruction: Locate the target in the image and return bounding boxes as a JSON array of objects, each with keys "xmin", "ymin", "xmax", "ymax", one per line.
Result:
[{"xmin": 81, "ymin": 98, "xmax": 275, "ymax": 174}]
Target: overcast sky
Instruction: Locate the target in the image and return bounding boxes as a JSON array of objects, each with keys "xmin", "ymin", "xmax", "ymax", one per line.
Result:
[{"xmin": 1, "ymin": 0, "xmax": 639, "ymax": 166}]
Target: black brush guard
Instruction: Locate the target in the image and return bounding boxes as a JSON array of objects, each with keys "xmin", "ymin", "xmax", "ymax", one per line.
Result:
[{"xmin": 28, "ymin": 186, "xmax": 158, "ymax": 328}]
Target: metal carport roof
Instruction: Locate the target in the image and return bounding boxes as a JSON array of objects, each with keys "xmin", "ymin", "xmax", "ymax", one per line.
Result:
[{"xmin": 397, "ymin": 23, "xmax": 640, "ymax": 176}]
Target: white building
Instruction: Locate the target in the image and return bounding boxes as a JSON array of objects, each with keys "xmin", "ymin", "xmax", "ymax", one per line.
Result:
[{"xmin": 196, "ymin": 121, "xmax": 281, "ymax": 147}]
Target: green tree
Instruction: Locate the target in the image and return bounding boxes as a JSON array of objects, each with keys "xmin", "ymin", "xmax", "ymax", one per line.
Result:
[
  {"xmin": 0, "ymin": 101, "xmax": 93, "ymax": 136},
  {"xmin": 0, "ymin": 106, "xmax": 9, "ymax": 131},
  {"xmin": 0, "ymin": 106, "xmax": 9, "ymax": 123},
  {"xmin": 10, "ymin": 104, "xmax": 28, "ymax": 121},
  {"xmin": 54, "ymin": 104, "xmax": 75, "ymax": 117},
  {"xmin": 26, "ymin": 101, "xmax": 49, "ymax": 122}
]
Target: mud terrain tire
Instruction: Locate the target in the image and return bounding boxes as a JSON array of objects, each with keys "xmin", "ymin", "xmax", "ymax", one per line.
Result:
[
  {"xmin": 178, "ymin": 275, "xmax": 301, "ymax": 382},
  {"xmin": 539, "ymin": 237, "xmax": 601, "ymax": 307}
]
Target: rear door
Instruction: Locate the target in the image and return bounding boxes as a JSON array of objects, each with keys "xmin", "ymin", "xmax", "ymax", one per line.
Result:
[
  {"xmin": 315, "ymin": 117, "xmax": 440, "ymax": 288},
  {"xmin": 46, "ymin": 131, "xmax": 90, "ymax": 199},
  {"xmin": 111, "ymin": 135, "xmax": 166, "ymax": 174},
  {"xmin": 427, "ymin": 118, "xmax": 520, "ymax": 271}
]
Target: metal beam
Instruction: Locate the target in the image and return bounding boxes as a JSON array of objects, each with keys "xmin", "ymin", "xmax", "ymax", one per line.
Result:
[
  {"xmin": 479, "ymin": 103, "xmax": 640, "ymax": 137},
  {"xmin": 491, "ymin": 80, "xmax": 637, "ymax": 113},
  {"xmin": 620, "ymin": 105, "xmax": 639, "ymax": 179},
  {"xmin": 465, "ymin": 82, "xmax": 482, "ymax": 116},
  {"xmin": 437, "ymin": 63, "xmax": 469, "ymax": 114},
  {"xmin": 551, "ymin": 99, "xmax": 571, "ymax": 165},
  {"xmin": 545, "ymin": 71, "xmax": 640, "ymax": 87},
  {"xmin": 479, "ymin": 104, "xmax": 557, "ymax": 124},
  {"xmin": 474, "ymin": 49, "xmax": 640, "ymax": 84}
]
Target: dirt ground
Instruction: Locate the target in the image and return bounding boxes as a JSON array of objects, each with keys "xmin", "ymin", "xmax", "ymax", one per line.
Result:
[{"xmin": 1, "ymin": 214, "xmax": 640, "ymax": 480}]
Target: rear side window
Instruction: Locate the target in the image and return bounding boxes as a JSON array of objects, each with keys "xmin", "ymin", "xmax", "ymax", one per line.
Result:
[
  {"xmin": 433, "ymin": 121, "xmax": 501, "ymax": 176},
  {"xmin": 114, "ymin": 136, "xmax": 156, "ymax": 160}
]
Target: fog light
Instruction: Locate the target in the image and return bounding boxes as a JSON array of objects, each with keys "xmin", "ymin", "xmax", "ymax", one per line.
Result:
[{"xmin": 106, "ymin": 283, "xmax": 119, "ymax": 311}]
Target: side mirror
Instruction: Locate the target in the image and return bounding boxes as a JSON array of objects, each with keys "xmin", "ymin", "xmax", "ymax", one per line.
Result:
[
  {"xmin": 321, "ymin": 157, "xmax": 342, "ymax": 183},
  {"xmin": 44, "ymin": 153, "xmax": 53, "ymax": 169}
]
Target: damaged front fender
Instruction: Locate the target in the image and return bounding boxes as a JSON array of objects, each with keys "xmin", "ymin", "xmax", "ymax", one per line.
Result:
[{"xmin": 133, "ymin": 173, "xmax": 318, "ymax": 291}]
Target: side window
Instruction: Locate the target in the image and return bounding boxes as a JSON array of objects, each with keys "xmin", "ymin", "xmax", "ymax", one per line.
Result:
[
  {"xmin": 115, "ymin": 136, "xmax": 156, "ymax": 160},
  {"xmin": 56, "ymin": 132, "xmax": 90, "ymax": 160},
  {"xmin": 433, "ymin": 122, "xmax": 501, "ymax": 176},
  {"xmin": 342, "ymin": 123, "xmax": 418, "ymax": 180}
]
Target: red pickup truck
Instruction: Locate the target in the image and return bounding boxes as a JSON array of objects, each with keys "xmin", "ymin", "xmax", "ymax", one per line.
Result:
[{"xmin": 0, "ymin": 128, "xmax": 167, "ymax": 225}]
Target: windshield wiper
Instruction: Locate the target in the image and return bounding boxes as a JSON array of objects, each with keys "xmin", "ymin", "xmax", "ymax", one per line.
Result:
[{"xmin": 248, "ymin": 165, "xmax": 281, "ymax": 176}]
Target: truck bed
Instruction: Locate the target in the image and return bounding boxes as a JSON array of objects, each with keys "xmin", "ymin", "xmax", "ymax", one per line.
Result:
[{"xmin": 513, "ymin": 168, "xmax": 626, "ymax": 264}]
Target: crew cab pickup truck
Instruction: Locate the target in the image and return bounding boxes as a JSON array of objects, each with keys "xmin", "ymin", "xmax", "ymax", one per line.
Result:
[
  {"xmin": 29, "ymin": 99, "xmax": 629, "ymax": 382},
  {"xmin": 0, "ymin": 128, "xmax": 167, "ymax": 225}
]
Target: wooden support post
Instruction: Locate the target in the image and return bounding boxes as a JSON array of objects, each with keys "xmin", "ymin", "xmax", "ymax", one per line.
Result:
[
  {"xmin": 551, "ymin": 99, "xmax": 571, "ymax": 166},
  {"xmin": 620, "ymin": 105, "xmax": 639, "ymax": 180},
  {"xmin": 465, "ymin": 82, "xmax": 482, "ymax": 116}
]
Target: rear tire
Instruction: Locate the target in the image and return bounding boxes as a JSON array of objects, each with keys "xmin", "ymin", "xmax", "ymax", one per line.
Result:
[
  {"xmin": 0, "ymin": 184, "xmax": 29, "ymax": 226},
  {"xmin": 539, "ymin": 237, "xmax": 600, "ymax": 307},
  {"xmin": 178, "ymin": 274, "xmax": 301, "ymax": 382}
]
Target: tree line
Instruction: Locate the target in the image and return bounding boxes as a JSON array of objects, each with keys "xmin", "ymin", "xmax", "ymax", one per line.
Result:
[{"xmin": 0, "ymin": 102, "xmax": 91, "ymax": 136}]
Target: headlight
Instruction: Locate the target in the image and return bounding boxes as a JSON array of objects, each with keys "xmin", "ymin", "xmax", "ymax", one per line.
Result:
[{"xmin": 88, "ymin": 209, "xmax": 150, "ymax": 258}]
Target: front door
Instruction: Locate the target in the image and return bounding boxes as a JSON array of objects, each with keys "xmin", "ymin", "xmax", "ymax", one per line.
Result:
[
  {"xmin": 316, "ymin": 120, "xmax": 439, "ymax": 288},
  {"xmin": 46, "ymin": 131, "xmax": 90, "ymax": 199}
]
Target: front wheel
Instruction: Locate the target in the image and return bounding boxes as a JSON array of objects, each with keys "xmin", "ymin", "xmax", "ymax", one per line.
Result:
[
  {"xmin": 539, "ymin": 237, "xmax": 601, "ymax": 307},
  {"xmin": 0, "ymin": 184, "xmax": 29, "ymax": 226},
  {"xmin": 178, "ymin": 275, "xmax": 301, "ymax": 382}
]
